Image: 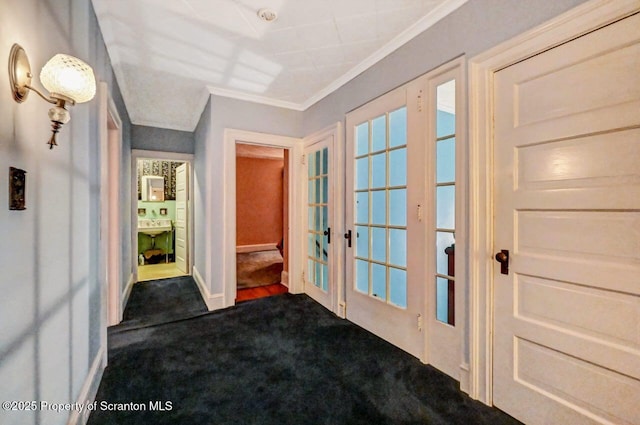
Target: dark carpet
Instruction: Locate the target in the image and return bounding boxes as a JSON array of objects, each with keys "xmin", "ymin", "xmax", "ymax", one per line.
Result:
[
  {"xmin": 89, "ymin": 283, "xmax": 521, "ymax": 425},
  {"xmin": 118, "ymin": 276, "xmax": 208, "ymax": 329}
]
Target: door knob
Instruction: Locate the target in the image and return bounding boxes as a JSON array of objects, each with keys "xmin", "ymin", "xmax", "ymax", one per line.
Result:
[{"xmin": 495, "ymin": 249, "xmax": 509, "ymax": 275}]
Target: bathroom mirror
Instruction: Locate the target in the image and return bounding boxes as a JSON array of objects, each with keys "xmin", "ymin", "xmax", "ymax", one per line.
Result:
[{"xmin": 141, "ymin": 175, "xmax": 165, "ymax": 201}]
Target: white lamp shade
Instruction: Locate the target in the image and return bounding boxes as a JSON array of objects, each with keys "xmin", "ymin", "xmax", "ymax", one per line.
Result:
[{"xmin": 40, "ymin": 54, "xmax": 96, "ymax": 103}]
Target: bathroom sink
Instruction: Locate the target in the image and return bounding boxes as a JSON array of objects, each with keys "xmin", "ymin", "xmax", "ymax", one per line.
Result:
[{"xmin": 138, "ymin": 219, "xmax": 172, "ymax": 236}]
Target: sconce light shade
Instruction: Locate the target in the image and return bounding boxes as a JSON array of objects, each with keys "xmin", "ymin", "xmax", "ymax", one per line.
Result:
[{"xmin": 40, "ymin": 54, "xmax": 96, "ymax": 104}]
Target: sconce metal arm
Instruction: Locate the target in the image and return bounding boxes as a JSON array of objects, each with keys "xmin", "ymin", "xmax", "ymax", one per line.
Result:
[{"xmin": 24, "ymin": 84, "xmax": 58, "ymax": 105}]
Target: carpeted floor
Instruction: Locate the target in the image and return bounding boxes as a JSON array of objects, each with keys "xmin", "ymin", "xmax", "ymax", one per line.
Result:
[
  {"xmin": 89, "ymin": 278, "xmax": 521, "ymax": 425},
  {"xmin": 236, "ymin": 249, "xmax": 283, "ymax": 289}
]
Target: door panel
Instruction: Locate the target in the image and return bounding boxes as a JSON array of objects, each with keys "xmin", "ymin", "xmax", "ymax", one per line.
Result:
[
  {"xmin": 175, "ymin": 163, "xmax": 188, "ymax": 274},
  {"xmin": 345, "ymin": 87, "xmax": 423, "ymax": 358},
  {"xmin": 304, "ymin": 134, "xmax": 335, "ymax": 311},
  {"xmin": 493, "ymin": 13, "xmax": 640, "ymax": 425}
]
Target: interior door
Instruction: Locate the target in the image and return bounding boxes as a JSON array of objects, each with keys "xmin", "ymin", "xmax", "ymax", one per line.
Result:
[
  {"xmin": 345, "ymin": 87, "xmax": 423, "ymax": 358},
  {"xmin": 303, "ymin": 135, "xmax": 335, "ymax": 311},
  {"xmin": 493, "ymin": 13, "xmax": 640, "ymax": 425},
  {"xmin": 175, "ymin": 163, "xmax": 189, "ymax": 274}
]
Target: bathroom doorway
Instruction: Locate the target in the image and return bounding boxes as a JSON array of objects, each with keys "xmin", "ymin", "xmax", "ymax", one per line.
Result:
[
  {"xmin": 235, "ymin": 143, "xmax": 289, "ymax": 302},
  {"xmin": 132, "ymin": 150, "xmax": 193, "ymax": 282}
]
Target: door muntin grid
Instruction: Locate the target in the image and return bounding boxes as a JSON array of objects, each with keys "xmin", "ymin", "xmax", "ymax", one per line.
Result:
[
  {"xmin": 353, "ymin": 107, "xmax": 408, "ymax": 308},
  {"xmin": 307, "ymin": 147, "xmax": 329, "ymax": 291}
]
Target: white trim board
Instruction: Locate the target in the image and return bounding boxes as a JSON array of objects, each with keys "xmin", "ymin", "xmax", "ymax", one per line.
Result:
[
  {"xmin": 193, "ymin": 265, "xmax": 225, "ymax": 311},
  {"xmin": 467, "ymin": 0, "xmax": 639, "ymax": 405},
  {"xmin": 222, "ymin": 129, "xmax": 304, "ymax": 308},
  {"xmin": 67, "ymin": 346, "xmax": 106, "ymax": 425}
]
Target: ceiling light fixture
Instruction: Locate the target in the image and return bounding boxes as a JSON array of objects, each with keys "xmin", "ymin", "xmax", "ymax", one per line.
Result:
[
  {"xmin": 8, "ymin": 43, "xmax": 96, "ymax": 149},
  {"xmin": 257, "ymin": 8, "xmax": 277, "ymax": 22}
]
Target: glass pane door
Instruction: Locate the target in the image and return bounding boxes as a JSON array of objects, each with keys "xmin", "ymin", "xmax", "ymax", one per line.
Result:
[
  {"xmin": 354, "ymin": 107, "xmax": 408, "ymax": 308},
  {"xmin": 306, "ymin": 147, "xmax": 329, "ymax": 292}
]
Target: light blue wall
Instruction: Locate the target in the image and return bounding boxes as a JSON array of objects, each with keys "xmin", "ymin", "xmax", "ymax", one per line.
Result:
[
  {"xmin": 193, "ymin": 98, "xmax": 211, "ymax": 285},
  {"xmin": 0, "ymin": 1, "xmax": 131, "ymax": 424},
  {"xmin": 132, "ymin": 124, "xmax": 195, "ymax": 154}
]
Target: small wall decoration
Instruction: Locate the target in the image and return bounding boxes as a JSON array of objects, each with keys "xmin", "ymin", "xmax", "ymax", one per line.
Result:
[
  {"xmin": 138, "ymin": 208, "xmax": 146, "ymax": 215},
  {"xmin": 159, "ymin": 208, "xmax": 168, "ymax": 216},
  {"xmin": 9, "ymin": 167, "xmax": 26, "ymax": 210}
]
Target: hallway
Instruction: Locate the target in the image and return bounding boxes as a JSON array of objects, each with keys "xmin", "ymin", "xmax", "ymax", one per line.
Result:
[{"xmin": 88, "ymin": 278, "xmax": 520, "ymax": 424}]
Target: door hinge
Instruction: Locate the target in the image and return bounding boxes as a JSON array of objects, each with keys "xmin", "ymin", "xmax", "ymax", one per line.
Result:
[
  {"xmin": 417, "ymin": 90, "xmax": 424, "ymax": 112},
  {"xmin": 417, "ymin": 314, "xmax": 423, "ymax": 331},
  {"xmin": 338, "ymin": 301, "xmax": 346, "ymax": 318},
  {"xmin": 301, "ymin": 154, "xmax": 306, "ymax": 165},
  {"xmin": 301, "ymin": 270, "xmax": 305, "ymax": 282},
  {"xmin": 417, "ymin": 204, "xmax": 423, "ymax": 222}
]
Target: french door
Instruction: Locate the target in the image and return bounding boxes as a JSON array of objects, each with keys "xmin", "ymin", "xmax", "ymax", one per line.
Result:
[
  {"xmin": 345, "ymin": 87, "xmax": 423, "ymax": 358},
  {"xmin": 303, "ymin": 127, "xmax": 339, "ymax": 313}
]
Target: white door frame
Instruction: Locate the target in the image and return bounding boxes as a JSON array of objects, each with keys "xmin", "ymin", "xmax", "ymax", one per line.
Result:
[
  {"xmin": 99, "ymin": 82, "xmax": 123, "ymax": 336},
  {"xmin": 131, "ymin": 150, "xmax": 195, "ymax": 285},
  {"xmin": 302, "ymin": 122, "xmax": 344, "ymax": 316},
  {"xmin": 223, "ymin": 129, "xmax": 304, "ymax": 307},
  {"xmin": 467, "ymin": 0, "xmax": 639, "ymax": 405}
]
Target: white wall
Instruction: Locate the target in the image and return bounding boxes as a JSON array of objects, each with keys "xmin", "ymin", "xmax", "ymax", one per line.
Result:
[
  {"xmin": 192, "ymin": 96, "xmax": 303, "ymax": 299},
  {"xmin": 0, "ymin": 1, "xmax": 130, "ymax": 424}
]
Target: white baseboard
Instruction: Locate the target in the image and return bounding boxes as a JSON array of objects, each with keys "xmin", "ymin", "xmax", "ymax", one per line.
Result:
[
  {"xmin": 459, "ymin": 362, "xmax": 470, "ymax": 394},
  {"xmin": 120, "ymin": 273, "xmax": 135, "ymax": 320},
  {"xmin": 67, "ymin": 346, "xmax": 106, "ymax": 425},
  {"xmin": 193, "ymin": 266, "xmax": 225, "ymax": 311},
  {"xmin": 236, "ymin": 243, "xmax": 278, "ymax": 253},
  {"xmin": 281, "ymin": 270, "xmax": 289, "ymax": 287}
]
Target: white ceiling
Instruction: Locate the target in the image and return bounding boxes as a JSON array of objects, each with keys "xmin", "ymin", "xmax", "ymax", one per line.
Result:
[{"xmin": 92, "ymin": 0, "xmax": 464, "ymax": 131}]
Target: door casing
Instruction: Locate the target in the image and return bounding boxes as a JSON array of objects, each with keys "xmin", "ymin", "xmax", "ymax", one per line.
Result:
[{"xmin": 467, "ymin": 0, "xmax": 639, "ymax": 405}]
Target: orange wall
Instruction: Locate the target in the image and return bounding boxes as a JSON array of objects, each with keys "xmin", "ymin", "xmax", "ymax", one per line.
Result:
[{"xmin": 236, "ymin": 156, "xmax": 284, "ymax": 246}]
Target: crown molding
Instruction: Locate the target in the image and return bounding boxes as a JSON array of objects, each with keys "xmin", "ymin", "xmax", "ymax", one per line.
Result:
[{"xmin": 207, "ymin": 86, "xmax": 305, "ymax": 111}]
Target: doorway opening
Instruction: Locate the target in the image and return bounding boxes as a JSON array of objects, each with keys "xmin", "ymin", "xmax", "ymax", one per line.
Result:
[
  {"xmin": 132, "ymin": 151, "xmax": 193, "ymax": 283},
  {"xmin": 235, "ymin": 143, "xmax": 289, "ymax": 302}
]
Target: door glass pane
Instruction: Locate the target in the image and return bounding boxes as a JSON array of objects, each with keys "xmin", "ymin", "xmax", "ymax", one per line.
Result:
[
  {"xmin": 436, "ymin": 277, "xmax": 449, "ymax": 323},
  {"xmin": 356, "ymin": 259, "xmax": 369, "ymax": 293},
  {"xmin": 308, "ymin": 180, "xmax": 314, "ymax": 203},
  {"xmin": 308, "ymin": 206, "xmax": 314, "ymax": 229},
  {"xmin": 356, "ymin": 157, "xmax": 368, "ymax": 190},
  {"xmin": 371, "ymin": 153, "xmax": 386, "ymax": 188},
  {"xmin": 436, "ymin": 80, "xmax": 455, "ymax": 138},
  {"xmin": 436, "ymin": 231, "xmax": 455, "ymax": 276},
  {"xmin": 356, "ymin": 226, "xmax": 369, "ymax": 258},
  {"xmin": 322, "ymin": 177, "xmax": 328, "ymax": 203},
  {"xmin": 315, "ymin": 261, "xmax": 322, "ymax": 288},
  {"xmin": 389, "ymin": 148, "xmax": 406, "ymax": 187},
  {"xmin": 315, "ymin": 150, "xmax": 321, "ymax": 176},
  {"xmin": 352, "ymin": 104, "xmax": 406, "ymax": 308},
  {"xmin": 436, "ymin": 186, "xmax": 455, "ymax": 229},
  {"xmin": 371, "ymin": 227, "xmax": 386, "ymax": 263},
  {"xmin": 436, "ymin": 137, "xmax": 455, "ymax": 183},
  {"xmin": 322, "ymin": 148, "xmax": 328, "ymax": 175},
  {"xmin": 356, "ymin": 192, "xmax": 368, "ymax": 224},
  {"xmin": 371, "ymin": 191, "xmax": 386, "ymax": 225},
  {"xmin": 356, "ymin": 122, "xmax": 369, "ymax": 156},
  {"xmin": 315, "ymin": 206, "xmax": 321, "ymax": 231},
  {"xmin": 372, "ymin": 115, "xmax": 386, "ymax": 152},
  {"xmin": 322, "ymin": 264, "xmax": 328, "ymax": 291},
  {"xmin": 389, "ymin": 189, "xmax": 406, "ymax": 226},
  {"xmin": 371, "ymin": 263, "xmax": 386, "ymax": 299},
  {"xmin": 389, "ymin": 268, "xmax": 407, "ymax": 308},
  {"xmin": 389, "ymin": 107, "xmax": 407, "ymax": 148},
  {"xmin": 389, "ymin": 229, "xmax": 406, "ymax": 267},
  {"xmin": 308, "ymin": 152, "xmax": 315, "ymax": 177},
  {"xmin": 308, "ymin": 259, "xmax": 314, "ymax": 284}
]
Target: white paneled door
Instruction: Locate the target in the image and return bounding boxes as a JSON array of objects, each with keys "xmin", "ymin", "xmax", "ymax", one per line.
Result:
[
  {"xmin": 492, "ymin": 13, "xmax": 640, "ymax": 425},
  {"xmin": 175, "ymin": 163, "xmax": 189, "ymax": 274}
]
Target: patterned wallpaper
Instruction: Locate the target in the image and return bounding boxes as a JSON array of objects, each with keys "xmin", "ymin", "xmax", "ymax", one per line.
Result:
[{"xmin": 137, "ymin": 160, "xmax": 184, "ymax": 200}]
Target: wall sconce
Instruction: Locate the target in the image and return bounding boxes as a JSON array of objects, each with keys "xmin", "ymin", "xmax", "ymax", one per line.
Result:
[{"xmin": 9, "ymin": 43, "xmax": 96, "ymax": 149}]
